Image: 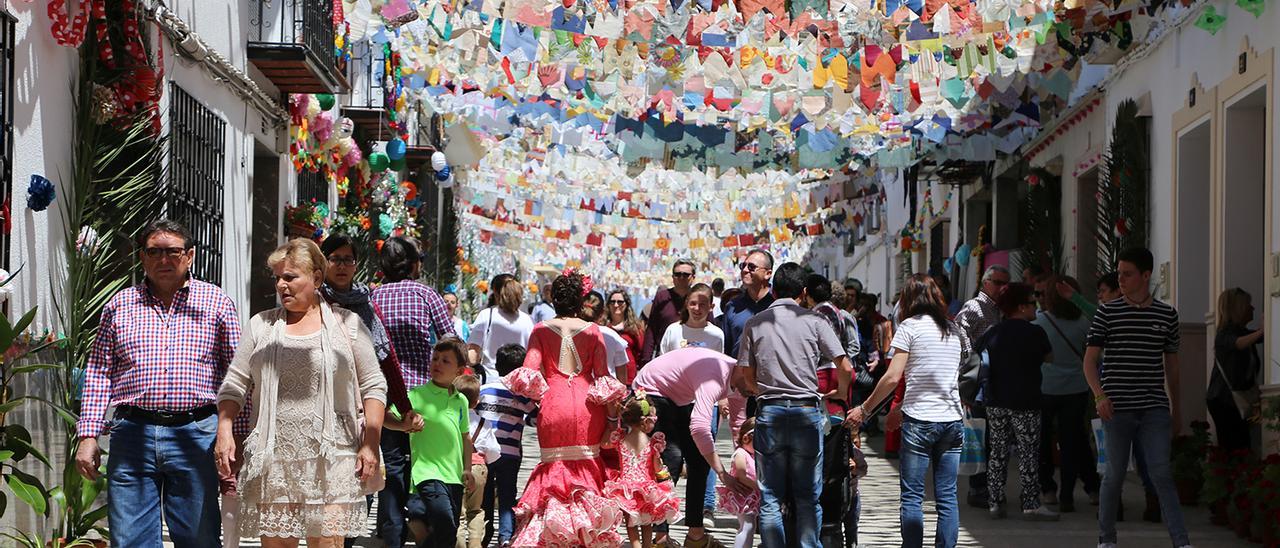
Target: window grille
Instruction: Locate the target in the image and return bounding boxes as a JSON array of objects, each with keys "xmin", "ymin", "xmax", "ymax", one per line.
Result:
[
  {"xmin": 0, "ymin": 11, "xmax": 14, "ymax": 272},
  {"xmin": 166, "ymin": 83, "xmax": 226, "ymax": 285},
  {"xmin": 297, "ymin": 169, "xmax": 327, "ymax": 204}
]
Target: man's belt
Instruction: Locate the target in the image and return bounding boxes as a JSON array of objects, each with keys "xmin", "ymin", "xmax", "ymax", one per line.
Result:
[{"xmin": 114, "ymin": 404, "xmax": 217, "ymax": 427}]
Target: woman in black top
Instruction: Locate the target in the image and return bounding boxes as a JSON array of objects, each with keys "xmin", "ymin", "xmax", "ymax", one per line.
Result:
[{"xmin": 1209, "ymin": 288, "xmax": 1262, "ymax": 451}]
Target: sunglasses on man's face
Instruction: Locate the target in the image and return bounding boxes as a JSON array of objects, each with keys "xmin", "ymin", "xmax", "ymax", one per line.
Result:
[
  {"xmin": 143, "ymin": 247, "xmax": 189, "ymax": 259},
  {"xmin": 672, "ymin": 272, "xmax": 694, "ymax": 278},
  {"xmin": 989, "ymin": 279, "xmax": 1009, "ymax": 286},
  {"xmin": 739, "ymin": 262, "xmax": 765, "ymax": 273}
]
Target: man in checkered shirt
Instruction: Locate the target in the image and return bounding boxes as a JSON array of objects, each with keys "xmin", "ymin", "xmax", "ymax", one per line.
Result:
[
  {"xmin": 74, "ymin": 220, "xmax": 245, "ymax": 547},
  {"xmin": 369, "ymin": 236, "xmax": 457, "ymax": 546},
  {"xmin": 953, "ymin": 264, "xmax": 1011, "ymax": 509}
]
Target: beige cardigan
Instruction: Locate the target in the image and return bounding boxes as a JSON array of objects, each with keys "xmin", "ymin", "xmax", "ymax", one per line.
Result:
[{"xmin": 218, "ymin": 302, "xmax": 388, "ymax": 484}]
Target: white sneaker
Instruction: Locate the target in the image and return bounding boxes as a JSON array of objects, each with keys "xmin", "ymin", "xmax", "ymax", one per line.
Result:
[
  {"xmin": 1022, "ymin": 506, "xmax": 1060, "ymax": 521},
  {"xmin": 1097, "ymin": 543, "xmax": 1117, "ymax": 548}
]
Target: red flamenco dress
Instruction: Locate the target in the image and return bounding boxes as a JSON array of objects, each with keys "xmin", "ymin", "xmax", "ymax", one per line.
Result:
[
  {"xmin": 602, "ymin": 428, "xmax": 683, "ymax": 526},
  {"xmin": 503, "ymin": 322, "xmax": 629, "ymax": 547}
]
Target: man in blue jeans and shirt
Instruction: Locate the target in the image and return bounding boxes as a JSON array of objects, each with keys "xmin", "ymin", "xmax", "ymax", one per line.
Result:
[
  {"xmin": 75, "ymin": 220, "xmax": 247, "ymax": 548},
  {"xmin": 733, "ymin": 262, "xmax": 853, "ymax": 548},
  {"xmin": 1083, "ymin": 247, "xmax": 1192, "ymax": 548}
]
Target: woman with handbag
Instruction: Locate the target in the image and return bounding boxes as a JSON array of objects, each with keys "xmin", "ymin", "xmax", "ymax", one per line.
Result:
[
  {"xmin": 215, "ymin": 239, "xmax": 389, "ymax": 547},
  {"xmin": 1208, "ymin": 288, "xmax": 1262, "ymax": 452},
  {"xmin": 1032, "ymin": 275, "xmax": 1101, "ymax": 512}
]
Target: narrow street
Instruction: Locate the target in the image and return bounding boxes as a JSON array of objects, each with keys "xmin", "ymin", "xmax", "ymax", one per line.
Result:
[{"xmin": 206, "ymin": 425, "xmax": 1248, "ymax": 548}]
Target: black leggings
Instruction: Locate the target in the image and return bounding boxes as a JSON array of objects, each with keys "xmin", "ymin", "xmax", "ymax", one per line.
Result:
[
  {"xmin": 1039, "ymin": 392, "xmax": 1100, "ymax": 500},
  {"xmin": 651, "ymin": 396, "xmax": 710, "ymax": 532}
]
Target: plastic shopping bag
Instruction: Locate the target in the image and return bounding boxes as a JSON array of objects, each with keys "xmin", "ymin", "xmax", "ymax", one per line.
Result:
[
  {"xmin": 959, "ymin": 414, "xmax": 987, "ymax": 476},
  {"xmin": 1093, "ymin": 417, "xmax": 1136, "ymax": 474}
]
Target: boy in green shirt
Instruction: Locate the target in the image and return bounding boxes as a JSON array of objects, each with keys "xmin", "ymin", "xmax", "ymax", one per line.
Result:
[{"xmin": 391, "ymin": 338, "xmax": 475, "ymax": 547}]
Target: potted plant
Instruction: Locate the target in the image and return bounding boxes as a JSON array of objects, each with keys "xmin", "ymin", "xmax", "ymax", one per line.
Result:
[
  {"xmin": 1201, "ymin": 447, "xmax": 1237, "ymax": 525},
  {"xmin": 1171, "ymin": 420, "xmax": 1211, "ymax": 504},
  {"xmin": 1228, "ymin": 459, "xmax": 1262, "ymax": 539},
  {"xmin": 283, "ymin": 200, "xmax": 329, "ymax": 240}
]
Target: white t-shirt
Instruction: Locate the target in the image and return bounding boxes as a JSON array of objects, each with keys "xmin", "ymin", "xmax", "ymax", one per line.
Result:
[
  {"xmin": 890, "ymin": 316, "xmax": 965, "ymax": 423},
  {"xmin": 599, "ymin": 326, "xmax": 631, "ymax": 377},
  {"xmin": 467, "ymin": 307, "xmax": 535, "ymax": 379},
  {"xmin": 658, "ymin": 322, "xmax": 725, "ymax": 356}
]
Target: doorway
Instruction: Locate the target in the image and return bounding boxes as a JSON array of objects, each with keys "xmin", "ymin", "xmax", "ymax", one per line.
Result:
[
  {"xmin": 1075, "ymin": 167, "xmax": 1100, "ymax": 290},
  {"xmin": 1176, "ymin": 121, "xmax": 1211, "ymax": 322},
  {"xmin": 251, "ymin": 144, "xmax": 281, "ymax": 315},
  {"xmin": 1221, "ymin": 86, "xmax": 1266, "ymax": 309}
]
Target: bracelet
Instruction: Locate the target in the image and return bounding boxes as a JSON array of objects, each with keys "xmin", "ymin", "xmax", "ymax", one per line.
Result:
[
  {"xmin": 606, "ymin": 415, "xmax": 619, "ymax": 422},
  {"xmin": 1094, "ymin": 393, "xmax": 1109, "ymax": 404}
]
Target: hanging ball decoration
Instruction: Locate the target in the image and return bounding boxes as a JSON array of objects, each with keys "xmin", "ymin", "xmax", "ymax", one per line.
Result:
[
  {"xmin": 316, "ymin": 93, "xmax": 336, "ymax": 110},
  {"xmin": 27, "ymin": 175, "xmax": 56, "ymax": 212},
  {"xmin": 336, "ymin": 117, "xmax": 355, "ymax": 139},
  {"xmin": 378, "ymin": 213, "xmax": 394, "ymax": 236},
  {"xmin": 956, "ymin": 244, "xmax": 973, "ymax": 266},
  {"xmin": 369, "ymin": 152, "xmax": 390, "ymax": 172},
  {"xmin": 431, "ymin": 151, "xmax": 448, "ymax": 172},
  {"xmin": 943, "ymin": 257, "xmax": 953, "ymax": 272},
  {"xmin": 389, "ymin": 156, "xmax": 407, "ymax": 171},
  {"xmin": 387, "ymin": 138, "xmax": 407, "ymax": 160}
]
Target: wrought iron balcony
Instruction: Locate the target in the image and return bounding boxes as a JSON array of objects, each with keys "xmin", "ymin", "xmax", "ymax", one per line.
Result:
[{"xmin": 248, "ymin": 0, "xmax": 348, "ymax": 94}]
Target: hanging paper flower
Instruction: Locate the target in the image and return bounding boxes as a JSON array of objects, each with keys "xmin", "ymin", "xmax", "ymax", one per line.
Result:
[
  {"xmin": 27, "ymin": 175, "xmax": 56, "ymax": 212},
  {"xmin": 0, "ymin": 268, "xmax": 11, "ymax": 305},
  {"xmin": 379, "ymin": 213, "xmax": 394, "ymax": 236}
]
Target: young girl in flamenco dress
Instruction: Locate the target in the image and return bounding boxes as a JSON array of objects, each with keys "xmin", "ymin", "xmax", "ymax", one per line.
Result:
[
  {"xmin": 717, "ymin": 418, "xmax": 760, "ymax": 548},
  {"xmin": 603, "ymin": 391, "xmax": 683, "ymax": 548},
  {"xmin": 502, "ymin": 271, "xmax": 629, "ymax": 547}
]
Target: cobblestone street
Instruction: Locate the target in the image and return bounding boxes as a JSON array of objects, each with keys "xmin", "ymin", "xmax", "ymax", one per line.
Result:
[{"xmin": 205, "ymin": 425, "xmax": 1248, "ymax": 548}]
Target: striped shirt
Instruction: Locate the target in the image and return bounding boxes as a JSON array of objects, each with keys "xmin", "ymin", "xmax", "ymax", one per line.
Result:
[
  {"xmin": 892, "ymin": 316, "xmax": 966, "ymax": 423},
  {"xmin": 370, "ymin": 280, "xmax": 456, "ymax": 389},
  {"xmin": 475, "ymin": 380, "xmax": 538, "ymax": 458},
  {"xmin": 1087, "ymin": 298, "xmax": 1180, "ymax": 412},
  {"xmin": 78, "ymin": 279, "xmax": 245, "ymax": 438}
]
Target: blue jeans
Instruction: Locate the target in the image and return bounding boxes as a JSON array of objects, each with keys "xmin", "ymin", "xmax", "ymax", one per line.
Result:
[
  {"xmin": 899, "ymin": 415, "xmax": 962, "ymax": 548},
  {"xmin": 755, "ymin": 402, "xmax": 825, "ymax": 548},
  {"xmin": 378, "ymin": 429, "xmax": 412, "ymax": 546},
  {"xmin": 1098, "ymin": 409, "xmax": 1189, "ymax": 546},
  {"xmin": 481, "ymin": 454, "xmax": 522, "ymax": 543},
  {"xmin": 106, "ymin": 414, "xmax": 221, "ymax": 548},
  {"xmin": 705, "ymin": 406, "xmax": 719, "ymax": 511}
]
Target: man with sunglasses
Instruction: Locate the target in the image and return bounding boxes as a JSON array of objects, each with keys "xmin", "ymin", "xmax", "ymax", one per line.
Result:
[
  {"xmin": 954, "ymin": 264, "xmax": 1011, "ymax": 508},
  {"xmin": 75, "ymin": 219, "xmax": 245, "ymax": 547},
  {"xmin": 639, "ymin": 258, "xmax": 697, "ymax": 366},
  {"xmin": 721, "ymin": 249, "xmax": 776, "ymax": 364}
]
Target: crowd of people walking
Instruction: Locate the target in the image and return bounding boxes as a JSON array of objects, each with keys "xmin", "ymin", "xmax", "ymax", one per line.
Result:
[{"xmin": 73, "ymin": 218, "xmax": 1263, "ymax": 548}]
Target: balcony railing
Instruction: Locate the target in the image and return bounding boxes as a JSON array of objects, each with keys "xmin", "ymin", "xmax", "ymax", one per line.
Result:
[{"xmin": 248, "ymin": 0, "xmax": 348, "ymax": 94}]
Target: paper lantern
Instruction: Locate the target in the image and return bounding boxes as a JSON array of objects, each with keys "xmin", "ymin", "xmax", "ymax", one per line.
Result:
[
  {"xmin": 369, "ymin": 152, "xmax": 390, "ymax": 172},
  {"xmin": 389, "ymin": 156, "xmax": 407, "ymax": 171},
  {"xmin": 387, "ymin": 138, "xmax": 406, "ymax": 159},
  {"xmin": 400, "ymin": 182, "xmax": 418, "ymax": 201},
  {"xmin": 431, "ymin": 151, "xmax": 447, "ymax": 171},
  {"xmin": 316, "ymin": 93, "xmax": 336, "ymax": 110},
  {"xmin": 955, "ymin": 244, "xmax": 972, "ymax": 266}
]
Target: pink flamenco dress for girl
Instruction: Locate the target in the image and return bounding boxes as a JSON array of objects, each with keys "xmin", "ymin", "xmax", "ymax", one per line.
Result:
[
  {"xmin": 602, "ymin": 428, "xmax": 683, "ymax": 526},
  {"xmin": 716, "ymin": 446, "xmax": 761, "ymax": 516},
  {"xmin": 503, "ymin": 322, "xmax": 629, "ymax": 547}
]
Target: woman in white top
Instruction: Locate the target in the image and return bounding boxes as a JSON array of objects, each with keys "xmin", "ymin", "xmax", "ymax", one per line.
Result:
[
  {"xmin": 467, "ymin": 274, "xmax": 534, "ymax": 381},
  {"xmin": 657, "ymin": 283, "xmax": 725, "ymax": 355},
  {"xmin": 215, "ymin": 239, "xmax": 388, "ymax": 545},
  {"xmin": 846, "ymin": 273, "xmax": 965, "ymax": 548}
]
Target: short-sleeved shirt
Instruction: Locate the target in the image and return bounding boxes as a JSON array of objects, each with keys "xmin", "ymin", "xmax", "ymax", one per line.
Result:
[
  {"xmin": 371, "ymin": 280, "xmax": 456, "ymax": 389},
  {"xmin": 476, "ymin": 381, "xmax": 537, "ymax": 458},
  {"xmin": 407, "ymin": 382, "xmax": 470, "ymax": 486},
  {"xmin": 891, "ymin": 316, "xmax": 965, "ymax": 422},
  {"xmin": 467, "ymin": 307, "xmax": 534, "ymax": 380},
  {"xmin": 722, "ymin": 290, "xmax": 776, "ymax": 358},
  {"xmin": 658, "ymin": 322, "xmax": 725, "ymax": 355},
  {"xmin": 736, "ymin": 298, "xmax": 845, "ymax": 401},
  {"xmin": 1086, "ymin": 298, "xmax": 1180, "ymax": 412},
  {"xmin": 976, "ymin": 319, "xmax": 1051, "ymax": 410},
  {"xmin": 1033, "ymin": 310, "xmax": 1091, "ymax": 395}
]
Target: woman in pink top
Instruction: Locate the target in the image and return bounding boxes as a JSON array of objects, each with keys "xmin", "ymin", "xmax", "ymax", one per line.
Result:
[{"xmin": 632, "ymin": 347, "xmax": 748, "ymax": 546}]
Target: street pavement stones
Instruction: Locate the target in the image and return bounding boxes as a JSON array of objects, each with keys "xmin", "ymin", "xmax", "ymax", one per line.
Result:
[{"xmin": 183, "ymin": 424, "xmax": 1248, "ymax": 548}]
